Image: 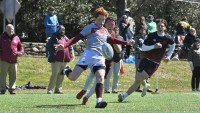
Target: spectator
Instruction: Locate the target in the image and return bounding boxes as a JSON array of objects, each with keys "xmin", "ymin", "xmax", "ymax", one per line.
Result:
[
  {"xmin": 118, "ymin": 15, "xmax": 134, "ymax": 59},
  {"xmin": 118, "ymin": 20, "xmax": 175, "ymax": 102},
  {"xmin": 46, "ymin": 25, "xmax": 74, "ymax": 94},
  {"xmin": 188, "ymin": 38, "xmax": 200, "ymax": 92},
  {"xmin": 44, "ymin": 6, "xmax": 59, "ymax": 42},
  {"xmin": 118, "ymin": 9, "xmax": 135, "ymax": 59},
  {"xmin": 172, "ymin": 17, "xmax": 191, "ymax": 60},
  {"xmin": 135, "ymin": 16, "xmax": 148, "ymax": 36},
  {"xmin": 124, "ymin": 9, "xmax": 135, "ymax": 39},
  {"xmin": 0, "ymin": 24, "xmax": 24, "ymax": 95},
  {"xmin": 118, "ymin": 15, "xmax": 129, "ymax": 40},
  {"xmin": 44, "ymin": 6, "xmax": 59, "ymax": 57},
  {"xmin": 104, "ymin": 20, "xmax": 124, "ymax": 94},
  {"xmin": 118, "ymin": 9, "xmax": 135, "ymax": 30},
  {"xmin": 146, "ymin": 15, "xmax": 157, "ymax": 33},
  {"xmin": 183, "ymin": 28, "xmax": 197, "ymax": 55},
  {"xmin": 176, "ymin": 17, "xmax": 191, "ymax": 36}
]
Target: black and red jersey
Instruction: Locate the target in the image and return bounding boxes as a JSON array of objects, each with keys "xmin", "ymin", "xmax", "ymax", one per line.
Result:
[{"xmin": 143, "ymin": 32, "xmax": 174, "ymax": 63}]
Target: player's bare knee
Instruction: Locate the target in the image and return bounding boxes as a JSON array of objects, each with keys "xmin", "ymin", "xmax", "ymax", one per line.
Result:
[{"xmin": 96, "ymin": 77, "xmax": 104, "ymax": 83}]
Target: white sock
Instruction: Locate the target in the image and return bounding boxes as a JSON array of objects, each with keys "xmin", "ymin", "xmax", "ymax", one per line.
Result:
[
  {"xmin": 62, "ymin": 69, "xmax": 67, "ymax": 74},
  {"xmin": 97, "ymin": 97, "xmax": 102, "ymax": 103}
]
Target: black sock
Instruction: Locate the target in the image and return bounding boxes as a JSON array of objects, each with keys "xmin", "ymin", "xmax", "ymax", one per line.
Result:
[{"xmin": 65, "ymin": 69, "xmax": 72, "ymax": 77}]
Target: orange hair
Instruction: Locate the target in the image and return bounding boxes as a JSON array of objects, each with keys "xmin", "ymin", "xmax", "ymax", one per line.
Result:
[{"xmin": 93, "ymin": 7, "xmax": 109, "ymax": 18}]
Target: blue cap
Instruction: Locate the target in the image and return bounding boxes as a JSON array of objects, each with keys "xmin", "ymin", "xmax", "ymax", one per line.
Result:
[{"xmin": 148, "ymin": 15, "xmax": 154, "ymax": 19}]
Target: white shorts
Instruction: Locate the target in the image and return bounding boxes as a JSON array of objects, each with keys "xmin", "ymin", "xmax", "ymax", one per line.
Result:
[{"xmin": 77, "ymin": 49, "xmax": 105, "ymax": 69}]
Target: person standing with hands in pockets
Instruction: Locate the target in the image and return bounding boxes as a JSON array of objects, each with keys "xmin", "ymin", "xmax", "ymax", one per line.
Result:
[{"xmin": 0, "ymin": 24, "xmax": 24, "ymax": 95}]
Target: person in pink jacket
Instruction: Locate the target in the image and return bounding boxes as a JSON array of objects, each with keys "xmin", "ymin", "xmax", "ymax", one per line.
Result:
[{"xmin": 0, "ymin": 24, "xmax": 24, "ymax": 95}]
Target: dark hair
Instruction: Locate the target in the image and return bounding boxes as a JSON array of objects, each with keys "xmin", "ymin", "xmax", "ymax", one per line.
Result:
[
  {"xmin": 195, "ymin": 38, "xmax": 200, "ymax": 43},
  {"xmin": 105, "ymin": 16, "xmax": 116, "ymax": 24},
  {"xmin": 122, "ymin": 15, "xmax": 128, "ymax": 19},
  {"xmin": 57, "ymin": 25, "xmax": 65, "ymax": 32},
  {"xmin": 48, "ymin": 6, "xmax": 55, "ymax": 11},
  {"xmin": 156, "ymin": 19, "xmax": 167, "ymax": 26},
  {"xmin": 182, "ymin": 17, "xmax": 187, "ymax": 21}
]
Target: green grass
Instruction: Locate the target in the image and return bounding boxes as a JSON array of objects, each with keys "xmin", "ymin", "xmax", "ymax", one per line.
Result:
[
  {"xmin": 0, "ymin": 56, "xmax": 198, "ymax": 113},
  {"xmin": 0, "ymin": 91, "xmax": 200, "ymax": 113}
]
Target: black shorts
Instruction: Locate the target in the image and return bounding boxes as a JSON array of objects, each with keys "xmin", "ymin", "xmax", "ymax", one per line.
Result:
[{"xmin": 137, "ymin": 58, "xmax": 159, "ymax": 77}]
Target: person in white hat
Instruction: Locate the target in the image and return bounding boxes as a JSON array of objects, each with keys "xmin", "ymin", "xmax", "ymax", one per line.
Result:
[{"xmin": 118, "ymin": 9, "xmax": 135, "ymax": 59}]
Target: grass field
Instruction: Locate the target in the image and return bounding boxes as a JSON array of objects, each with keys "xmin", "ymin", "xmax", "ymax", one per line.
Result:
[
  {"xmin": 0, "ymin": 56, "xmax": 199, "ymax": 112},
  {"xmin": 0, "ymin": 90, "xmax": 200, "ymax": 113}
]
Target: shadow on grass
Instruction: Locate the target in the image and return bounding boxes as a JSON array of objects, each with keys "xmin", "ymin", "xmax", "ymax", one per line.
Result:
[
  {"xmin": 107, "ymin": 101, "xmax": 130, "ymax": 104},
  {"xmin": 36, "ymin": 104, "xmax": 83, "ymax": 109}
]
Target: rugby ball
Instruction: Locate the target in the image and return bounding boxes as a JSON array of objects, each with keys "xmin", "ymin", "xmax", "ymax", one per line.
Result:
[{"xmin": 102, "ymin": 42, "xmax": 114, "ymax": 60}]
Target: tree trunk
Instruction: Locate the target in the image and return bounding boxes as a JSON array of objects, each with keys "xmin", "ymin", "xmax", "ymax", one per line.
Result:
[{"xmin": 116, "ymin": 0, "xmax": 126, "ymax": 20}]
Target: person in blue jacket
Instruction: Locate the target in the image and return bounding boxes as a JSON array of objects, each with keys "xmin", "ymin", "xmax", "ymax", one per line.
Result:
[
  {"xmin": 44, "ymin": 6, "xmax": 59, "ymax": 42},
  {"xmin": 44, "ymin": 6, "xmax": 59, "ymax": 57}
]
